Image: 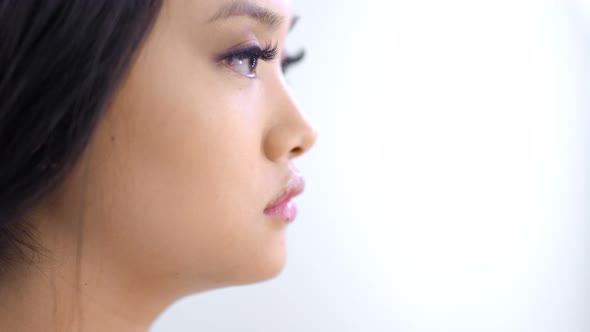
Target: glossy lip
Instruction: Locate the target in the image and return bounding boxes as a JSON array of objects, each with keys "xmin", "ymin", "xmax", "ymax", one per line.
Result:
[{"xmin": 264, "ymin": 169, "xmax": 305, "ymax": 212}]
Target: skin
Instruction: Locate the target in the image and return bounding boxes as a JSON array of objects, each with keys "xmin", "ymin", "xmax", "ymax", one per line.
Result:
[{"xmin": 0, "ymin": 0, "xmax": 316, "ymax": 331}]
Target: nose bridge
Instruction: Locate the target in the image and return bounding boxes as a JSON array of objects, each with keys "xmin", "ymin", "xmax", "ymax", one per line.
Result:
[{"xmin": 263, "ymin": 76, "xmax": 317, "ymax": 162}]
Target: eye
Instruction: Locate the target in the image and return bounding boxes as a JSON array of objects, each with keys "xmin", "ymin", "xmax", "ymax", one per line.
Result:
[
  {"xmin": 220, "ymin": 42, "xmax": 279, "ymax": 79},
  {"xmin": 225, "ymin": 54, "xmax": 259, "ymax": 78}
]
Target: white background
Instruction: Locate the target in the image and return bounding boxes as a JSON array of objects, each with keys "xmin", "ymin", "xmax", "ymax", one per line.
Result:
[{"xmin": 152, "ymin": 0, "xmax": 590, "ymax": 331}]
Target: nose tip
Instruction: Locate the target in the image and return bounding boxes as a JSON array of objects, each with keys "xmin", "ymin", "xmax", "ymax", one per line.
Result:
[
  {"xmin": 263, "ymin": 114, "xmax": 318, "ymax": 162},
  {"xmin": 289, "ymin": 124, "xmax": 317, "ymax": 159},
  {"xmin": 263, "ymin": 75, "xmax": 318, "ymax": 162}
]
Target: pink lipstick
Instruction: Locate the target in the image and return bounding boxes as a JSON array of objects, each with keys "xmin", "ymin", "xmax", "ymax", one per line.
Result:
[{"xmin": 264, "ymin": 171, "xmax": 305, "ymax": 223}]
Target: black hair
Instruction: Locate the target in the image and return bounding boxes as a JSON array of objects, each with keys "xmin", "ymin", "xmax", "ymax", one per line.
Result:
[{"xmin": 0, "ymin": 0, "xmax": 163, "ymax": 270}]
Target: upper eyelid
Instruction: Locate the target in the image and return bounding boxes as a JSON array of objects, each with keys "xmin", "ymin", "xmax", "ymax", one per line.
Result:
[
  {"xmin": 213, "ymin": 38, "xmax": 259, "ymax": 61},
  {"xmin": 216, "ymin": 45, "xmax": 261, "ymax": 63},
  {"xmin": 215, "ymin": 41, "xmax": 279, "ymax": 63}
]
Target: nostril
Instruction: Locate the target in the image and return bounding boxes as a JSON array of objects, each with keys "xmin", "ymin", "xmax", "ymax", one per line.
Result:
[{"xmin": 290, "ymin": 146, "xmax": 303, "ymax": 157}]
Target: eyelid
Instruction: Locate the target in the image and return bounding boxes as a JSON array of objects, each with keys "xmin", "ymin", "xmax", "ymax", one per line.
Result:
[
  {"xmin": 216, "ymin": 41, "xmax": 279, "ymax": 79},
  {"xmin": 215, "ymin": 45, "xmax": 258, "ymax": 64},
  {"xmin": 215, "ymin": 41, "xmax": 278, "ymax": 63}
]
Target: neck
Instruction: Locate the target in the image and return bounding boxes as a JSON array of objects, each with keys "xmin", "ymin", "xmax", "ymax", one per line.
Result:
[
  {"xmin": 0, "ymin": 217, "xmax": 183, "ymax": 332},
  {"xmin": 0, "ymin": 157, "xmax": 215, "ymax": 331}
]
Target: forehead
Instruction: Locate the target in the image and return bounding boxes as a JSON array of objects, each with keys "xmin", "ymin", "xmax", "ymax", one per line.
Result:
[{"xmin": 175, "ymin": 0, "xmax": 294, "ymax": 25}]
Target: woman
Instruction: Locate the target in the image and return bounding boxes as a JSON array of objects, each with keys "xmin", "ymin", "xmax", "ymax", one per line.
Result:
[{"xmin": 0, "ymin": 0, "xmax": 317, "ymax": 330}]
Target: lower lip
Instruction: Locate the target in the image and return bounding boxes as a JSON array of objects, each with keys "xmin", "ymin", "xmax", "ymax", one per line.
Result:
[{"xmin": 264, "ymin": 197, "xmax": 298, "ymax": 223}]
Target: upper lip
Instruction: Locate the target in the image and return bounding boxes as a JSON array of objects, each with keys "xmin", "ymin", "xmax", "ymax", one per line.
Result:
[{"xmin": 265, "ymin": 168, "xmax": 305, "ymax": 210}]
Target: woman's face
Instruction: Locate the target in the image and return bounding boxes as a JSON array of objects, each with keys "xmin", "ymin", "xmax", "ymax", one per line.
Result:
[{"xmin": 43, "ymin": 0, "xmax": 316, "ymax": 295}]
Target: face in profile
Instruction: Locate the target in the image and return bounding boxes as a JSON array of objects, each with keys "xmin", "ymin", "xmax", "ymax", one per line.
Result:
[{"xmin": 39, "ymin": 0, "xmax": 317, "ymax": 298}]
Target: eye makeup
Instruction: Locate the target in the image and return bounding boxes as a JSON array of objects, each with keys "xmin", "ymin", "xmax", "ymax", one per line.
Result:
[
  {"xmin": 216, "ymin": 40, "xmax": 305, "ymax": 78},
  {"xmin": 216, "ymin": 41, "xmax": 278, "ymax": 78},
  {"xmin": 216, "ymin": 41, "xmax": 279, "ymax": 64}
]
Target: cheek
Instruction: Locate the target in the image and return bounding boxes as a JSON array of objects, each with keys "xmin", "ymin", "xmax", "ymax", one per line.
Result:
[{"xmin": 82, "ymin": 67, "xmax": 285, "ymax": 288}]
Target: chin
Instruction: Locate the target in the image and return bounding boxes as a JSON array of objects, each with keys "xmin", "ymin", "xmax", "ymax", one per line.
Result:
[{"xmin": 233, "ymin": 247, "xmax": 288, "ymax": 286}]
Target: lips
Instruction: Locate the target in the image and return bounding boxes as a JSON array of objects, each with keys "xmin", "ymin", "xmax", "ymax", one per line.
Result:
[{"xmin": 264, "ymin": 168, "xmax": 305, "ymax": 222}]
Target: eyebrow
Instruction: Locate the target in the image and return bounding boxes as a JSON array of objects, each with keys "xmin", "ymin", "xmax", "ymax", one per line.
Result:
[{"xmin": 207, "ymin": 1, "xmax": 287, "ymax": 31}]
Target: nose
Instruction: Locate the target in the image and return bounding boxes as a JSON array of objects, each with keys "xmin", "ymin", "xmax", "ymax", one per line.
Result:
[{"xmin": 263, "ymin": 85, "xmax": 317, "ymax": 162}]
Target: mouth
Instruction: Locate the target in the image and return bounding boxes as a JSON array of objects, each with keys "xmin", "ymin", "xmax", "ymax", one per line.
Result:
[{"xmin": 264, "ymin": 168, "xmax": 305, "ymax": 223}]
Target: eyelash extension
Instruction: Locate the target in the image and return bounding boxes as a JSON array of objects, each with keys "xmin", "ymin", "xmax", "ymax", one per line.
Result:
[
  {"xmin": 218, "ymin": 41, "xmax": 279, "ymax": 64},
  {"xmin": 258, "ymin": 41, "xmax": 279, "ymax": 61},
  {"xmin": 281, "ymin": 49, "xmax": 305, "ymax": 73},
  {"xmin": 217, "ymin": 42, "xmax": 305, "ymax": 76}
]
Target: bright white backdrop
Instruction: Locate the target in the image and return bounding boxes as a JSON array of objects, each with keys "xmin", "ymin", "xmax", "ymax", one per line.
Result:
[{"xmin": 152, "ymin": 0, "xmax": 590, "ymax": 331}]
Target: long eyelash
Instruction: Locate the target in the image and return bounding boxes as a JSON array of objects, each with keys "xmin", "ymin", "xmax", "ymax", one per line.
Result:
[
  {"xmin": 259, "ymin": 41, "xmax": 279, "ymax": 61},
  {"xmin": 282, "ymin": 49, "xmax": 305, "ymax": 73},
  {"xmin": 219, "ymin": 41, "xmax": 279, "ymax": 63}
]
